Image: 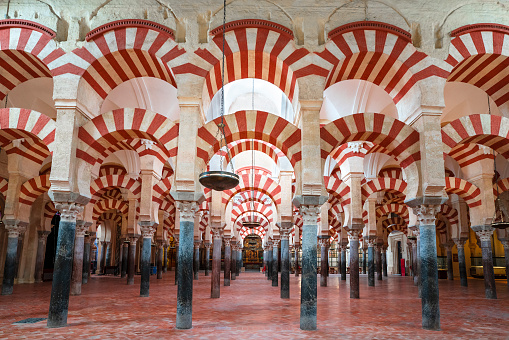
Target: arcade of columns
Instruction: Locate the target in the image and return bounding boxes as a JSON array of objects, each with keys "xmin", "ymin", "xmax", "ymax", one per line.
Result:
[{"xmin": 0, "ymin": 0, "xmax": 509, "ymax": 332}]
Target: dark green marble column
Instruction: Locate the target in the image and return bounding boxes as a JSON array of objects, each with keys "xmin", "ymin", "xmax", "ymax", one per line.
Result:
[
  {"xmin": 211, "ymin": 232, "xmax": 222, "ymax": 298},
  {"xmin": 454, "ymin": 238, "xmax": 468, "ymax": 287},
  {"xmin": 367, "ymin": 241, "xmax": 375, "ymax": 286},
  {"xmin": 47, "ymin": 204, "xmax": 81, "ymax": 328},
  {"xmin": 474, "ymin": 228, "xmax": 497, "ymax": 299},
  {"xmin": 272, "ymin": 241, "xmax": 279, "ymax": 287},
  {"xmin": 204, "ymin": 242, "xmax": 211, "ymax": 276},
  {"xmin": 139, "ymin": 225, "xmax": 155, "ymax": 297},
  {"xmin": 281, "ymin": 235, "xmax": 290, "ymax": 298},
  {"xmin": 1, "ymin": 223, "xmax": 23, "ymax": 295}
]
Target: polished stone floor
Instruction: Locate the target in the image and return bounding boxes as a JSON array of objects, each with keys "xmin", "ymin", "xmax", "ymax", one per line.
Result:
[{"xmin": 0, "ymin": 271, "xmax": 508, "ymax": 339}]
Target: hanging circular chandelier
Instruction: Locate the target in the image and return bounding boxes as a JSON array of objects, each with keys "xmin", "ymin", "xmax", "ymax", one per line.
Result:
[
  {"xmin": 488, "ymin": 94, "xmax": 509, "ymax": 229},
  {"xmin": 198, "ymin": 0, "xmax": 239, "ymax": 191}
]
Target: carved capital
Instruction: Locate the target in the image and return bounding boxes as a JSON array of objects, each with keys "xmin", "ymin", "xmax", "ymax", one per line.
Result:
[
  {"xmin": 5, "ymin": 224, "xmax": 20, "ymax": 238},
  {"xmin": 204, "ymin": 242, "xmax": 212, "ymax": 249},
  {"xmin": 37, "ymin": 230, "xmax": 50, "ymax": 241},
  {"xmin": 176, "ymin": 201, "xmax": 199, "ymax": 221},
  {"xmin": 55, "ymin": 202, "xmax": 84, "ymax": 222},
  {"xmin": 299, "ymin": 205, "xmax": 320, "ymax": 224},
  {"xmin": 452, "ymin": 238, "xmax": 466, "ymax": 249},
  {"xmin": 475, "ymin": 229, "xmax": 493, "ymax": 243},
  {"xmin": 194, "ymin": 241, "xmax": 201, "ymax": 249},
  {"xmin": 407, "ymin": 238, "xmax": 416, "ymax": 247},
  {"xmin": 75, "ymin": 224, "xmax": 88, "ymax": 238},
  {"xmin": 366, "ymin": 238, "xmax": 377, "ymax": 247},
  {"xmin": 348, "ymin": 229, "xmax": 362, "ymax": 241},
  {"xmin": 280, "ymin": 233, "xmax": 290, "ymax": 240},
  {"xmin": 318, "ymin": 238, "xmax": 330, "ymax": 248},
  {"xmin": 130, "ymin": 237, "xmax": 138, "ymax": 245},
  {"xmin": 211, "ymin": 228, "xmax": 222, "ymax": 240},
  {"xmin": 500, "ymin": 240, "xmax": 509, "ymax": 250},
  {"xmin": 140, "ymin": 226, "xmax": 155, "ymax": 238},
  {"xmin": 224, "ymin": 238, "xmax": 231, "ymax": 247},
  {"xmin": 412, "ymin": 205, "xmax": 439, "ymax": 225}
]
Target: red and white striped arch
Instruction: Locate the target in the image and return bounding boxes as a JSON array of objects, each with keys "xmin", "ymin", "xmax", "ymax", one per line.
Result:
[
  {"xmin": 18, "ymin": 174, "xmax": 50, "ymax": 206},
  {"xmin": 197, "ymin": 110, "xmax": 301, "ymax": 167},
  {"xmin": 439, "ymin": 204, "xmax": 459, "ymax": 229},
  {"xmin": 236, "ymin": 166, "xmax": 272, "ymax": 177},
  {"xmin": 93, "ymin": 198, "xmax": 128, "ymax": 220},
  {"xmin": 0, "ymin": 108, "xmax": 56, "ymax": 163},
  {"xmin": 0, "ymin": 21, "xmax": 66, "ymax": 100},
  {"xmin": 494, "ymin": 177, "xmax": 509, "ymax": 195},
  {"xmin": 360, "ymin": 177, "xmax": 407, "ymax": 203},
  {"xmin": 445, "ymin": 24, "xmax": 509, "ymax": 107},
  {"xmin": 320, "ymin": 113, "xmax": 420, "ymax": 169},
  {"xmin": 218, "ymin": 139, "xmax": 284, "ymax": 167},
  {"xmin": 189, "ymin": 19, "xmax": 324, "ymax": 104},
  {"xmin": 99, "ymin": 164, "xmax": 128, "ymax": 177},
  {"xmin": 444, "ymin": 177, "xmax": 481, "ymax": 208},
  {"xmin": 152, "ymin": 178, "xmax": 173, "ymax": 206},
  {"xmin": 376, "ymin": 203, "xmax": 409, "ymax": 222},
  {"xmin": 328, "ymin": 142, "xmax": 370, "ymax": 168},
  {"xmin": 97, "ymin": 211, "xmax": 123, "ymax": 226},
  {"xmin": 378, "ymin": 167, "xmax": 403, "ymax": 180},
  {"xmin": 446, "ymin": 143, "xmax": 493, "ymax": 169},
  {"xmin": 231, "ymin": 201, "xmax": 274, "ymax": 224},
  {"xmin": 90, "ymin": 175, "xmax": 141, "ymax": 204},
  {"xmin": 324, "ymin": 175, "xmax": 351, "ymax": 208},
  {"xmin": 435, "ymin": 219, "xmax": 448, "ymax": 234},
  {"xmin": 54, "ymin": 20, "xmax": 188, "ymax": 99},
  {"xmin": 382, "ymin": 216, "xmax": 407, "ymax": 234},
  {"xmin": 222, "ymin": 172, "xmax": 282, "ymax": 207},
  {"xmin": 318, "ymin": 21, "xmax": 447, "ymax": 104},
  {"xmin": 442, "ymin": 114, "xmax": 509, "ymax": 158},
  {"xmin": 76, "ymin": 108, "xmax": 179, "ymax": 166}
]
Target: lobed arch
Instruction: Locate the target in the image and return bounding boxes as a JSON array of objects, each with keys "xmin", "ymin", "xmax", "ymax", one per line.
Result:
[{"xmin": 321, "ymin": 112, "xmax": 420, "ymax": 199}]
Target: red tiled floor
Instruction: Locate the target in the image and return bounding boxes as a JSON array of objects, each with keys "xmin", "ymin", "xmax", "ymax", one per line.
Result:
[{"xmin": 0, "ymin": 272, "xmax": 508, "ymax": 339}]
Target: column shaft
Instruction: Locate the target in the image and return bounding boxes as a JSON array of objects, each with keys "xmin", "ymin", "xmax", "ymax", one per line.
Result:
[
  {"xmin": 300, "ymin": 222, "xmax": 317, "ymax": 330},
  {"xmin": 446, "ymin": 249, "xmax": 453, "ymax": 280},
  {"xmin": 204, "ymin": 245, "xmax": 210, "ymax": 276},
  {"xmin": 174, "ymin": 245, "xmax": 179, "ymax": 285},
  {"xmin": 1, "ymin": 234, "xmax": 19, "ymax": 295},
  {"xmin": 82, "ymin": 240, "xmax": 91, "ymax": 284},
  {"xmin": 480, "ymin": 239, "xmax": 497, "ymax": 299},
  {"xmin": 320, "ymin": 244, "xmax": 327, "ymax": 287},
  {"xmin": 376, "ymin": 246, "xmax": 382, "ymax": 281},
  {"xmin": 224, "ymin": 243, "xmax": 231, "ymax": 286},
  {"xmin": 368, "ymin": 246, "xmax": 375, "ymax": 286},
  {"xmin": 211, "ymin": 237, "xmax": 221, "ymax": 298},
  {"xmin": 272, "ymin": 245, "xmax": 278, "ymax": 287},
  {"xmin": 456, "ymin": 244, "xmax": 467, "ymax": 287},
  {"xmin": 70, "ymin": 233, "xmax": 85, "ymax": 296},
  {"xmin": 382, "ymin": 249, "xmax": 388, "ymax": 277},
  {"xmin": 140, "ymin": 237, "xmax": 151, "ymax": 297},
  {"xmin": 176, "ymin": 219, "xmax": 194, "ymax": 329},
  {"xmin": 121, "ymin": 243, "xmax": 128, "ymax": 278},
  {"xmin": 341, "ymin": 249, "xmax": 347, "ymax": 281},
  {"xmin": 157, "ymin": 246, "xmax": 163, "ymax": 279},
  {"xmin": 504, "ymin": 246, "xmax": 509, "ymax": 288},
  {"xmin": 100, "ymin": 243, "xmax": 106, "ymax": 274},
  {"xmin": 362, "ymin": 249, "xmax": 367, "ymax": 274},
  {"xmin": 294, "ymin": 245, "xmax": 299, "ymax": 277},
  {"xmin": 34, "ymin": 234, "xmax": 48, "ymax": 283},
  {"xmin": 420, "ymin": 224, "xmax": 440, "ymax": 330},
  {"xmin": 127, "ymin": 241, "xmax": 136, "ymax": 285},
  {"xmin": 281, "ymin": 238, "xmax": 289, "ymax": 298},
  {"xmin": 163, "ymin": 246, "xmax": 168, "ymax": 273},
  {"xmin": 193, "ymin": 244, "xmax": 200, "ymax": 280},
  {"xmin": 231, "ymin": 248, "xmax": 236, "ymax": 281},
  {"xmin": 350, "ymin": 239, "xmax": 360, "ymax": 299},
  {"xmin": 267, "ymin": 248, "xmax": 273, "ymax": 281},
  {"xmin": 47, "ymin": 219, "xmax": 76, "ymax": 328}
]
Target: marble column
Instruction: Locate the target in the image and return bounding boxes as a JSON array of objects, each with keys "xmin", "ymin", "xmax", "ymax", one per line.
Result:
[
  {"xmin": 453, "ymin": 238, "xmax": 467, "ymax": 287},
  {"xmin": 319, "ymin": 238, "xmax": 329, "ymax": 287},
  {"xmin": 140, "ymin": 225, "xmax": 155, "ymax": 297},
  {"xmin": 376, "ymin": 243, "xmax": 382, "ymax": 281},
  {"xmin": 263, "ymin": 248, "xmax": 267, "ymax": 276},
  {"xmin": 280, "ymin": 230, "xmax": 290, "ymax": 299},
  {"xmin": 174, "ymin": 237, "xmax": 179, "ymax": 285},
  {"xmin": 382, "ymin": 246, "xmax": 388, "ymax": 277},
  {"xmin": 47, "ymin": 203, "xmax": 82, "ymax": 328},
  {"xmin": 204, "ymin": 242, "xmax": 211, "ymax": 276},
  {"xmin": 99, "ymin": 241, "xmax": 107, "ymax": 274},
  {"xmin": 105, "ymin": 242, "xmax": 112, "ymax": 269},
  {"xmin": 474, "ymin": 227, "xmax": 497, "ymax": 299},
  {"xmin": 294, "ymin": 242, "xmax": 300, "ymax": 277},
  {"xmin": 349, "ymin": 230, "xmax": 361, "ymax": 299},
  {"xmin": 82, "ymin": 235, "xmax": 92, "ymax": 284},
  {"xmin": 413, "ymin": 205, "xmax": 440, "ymax": 331},
  {"xmin": 71, "ymin": 224, "xmax": 87, "ymax": 296},
  {"xmin": 445, "ymin": 243, "xmax": 454, "ymax": 281},
  {"xmin": 175, "ymin": 201, "xmax": 197, "ymax": 329},
  {"xmin": 34, "ymin": 230, "xmax": 50, "ymax": 283},
  {"xmin": 210, "ymin": 230, "xmax": 222, "ymax": 298},
  {"xmin": 15, "ymin": 234, "xmax": 24, "ymax": 280},
  {"xmin": 157, "ymin": 242, "xmax": 163, "ymax": 279},
  {"xmin": 224, "ymin": 238, "xmax": 231, "ymax": 286},
  {"xmin": 193, "ymin": 241, "xmax": 200, "ymax": 280},
  {"xmin": 267, "ymin": 244, "xmax": 273, "ymax": 281},
  {"xmin": 408, "ymin": 237, "xmax": 418, "ymax": 284},
  {"xmin": 502, "ymin": 240, "xmax": 509, "ymax": 288},
  {"xmin": 127, "ymin": 238, "xmax": 137, "ymax": 285},
  {"xmin": 272, "ymin": 240, "xmax": 279, "ymax": 287},
  {"xmin": 341, "ymin": 246, "xmax": 347, "ymax": 281},
  {"xmin": 163, "ymin": 244, "xmax": 168, "ymax": 273},
  {"xmin": 367, "ymin": 238, "xmax": 375, "ymax": 287},
  {"xmin": 1, "ymin": 223, "xmax": 25, "ymax": 295},
  {"xmin": 237, "ymin": 247, "xmax": 242, "ymax": 275},
  {"xmin": 121, "ymin": 241, "xmax": 128, "ymax": 278},
  {"xmin": 299, "ymin": 205, "xmax": 320, "ymax": 330},
  {"xmin": 230, "ymin": 244, "xmax": 236, "ymax": 281},
  {"xmin": 362, "ymin": 247, "xmax": 367, "ymax": 274}
]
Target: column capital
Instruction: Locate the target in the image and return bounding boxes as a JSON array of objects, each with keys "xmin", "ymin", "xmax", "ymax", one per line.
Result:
[
  {"xmin": 211, "ymin": 227, "xmax": 222, "ymax": 240},
  {"xmin": 366, "ymin": 237, "xmax": 377, "ymax": 247},
  {"xmin": 204, "ymin": 242, "xmax": 212, "ymax": 249},
  {"xmin": 75, "ymin": 224, "xmax": 88, "ymax": 238},
  {"xmin": 347, "ymin": 229, "xmax": 362, "ymax": 241},
  {"xmin": 54, "ymin": 202, "xmax": 84, "ymax": 222},
  {"xmin": 452, "ymin": 238, "xmax": 467, "ymax": 248},
  {"xmin": 475, "ymin": 229, "xmax": 493, "ymax": 242},
  {"xmin": 273, "ymin": 239, "xmax": 280, "ymax": 247},
  {"xmin": 224, "ymin": 238, "xmax": 231, "ymax": 247},
  {"xmin": 140, "ymin": 225, "xmax": 156, "ymax": 239},
  {"xmin": 129, "ymin": 237, "xmax": 139, "ymax": 245},
  {"xmin": 318, "ymin": 237, "xmax": 330, "ymax": 248},
  {"xmin": 37, "ymin": 230, "xmax": 51, "ymax": 240},
  {"xmin": 500, "ymin": 239, "xmax": 509, "ymax": 249},
  {"xmin": 194, "ymin": 240, "xmax": 201, "ymax": 249},
  {"xmin": 412, "ymin": 205, "xmax": 440, "ymax": 225},
  {"xmin": 176, "ymin": 201, "xmax": 199, "ymax": 221},
  {"xmin": 299, "ymin": 205, "xmax": 320, "ymax": 224}
]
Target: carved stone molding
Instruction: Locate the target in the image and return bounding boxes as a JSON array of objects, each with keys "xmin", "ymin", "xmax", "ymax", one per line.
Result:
[
  {"xmin": 318, "ymin": 238, "xmax": 330, "ymax": 248},
  {"xmin": 299, "ymin": 205, "xmax": 320, "ymax": 224},
  {"xmin": 176, "ymin": 201, "xmax": 199, "ymax": 221},
  {"xmin": 224, "ymin": 238, "xmax": 231, "ymax": 247},
  {"xmin": 37, "ymin": 230, "xmax": 50, "ymax": 241},
  {"xmin": 211, "ymin": 228, "xmax": 222, "ymax": 240},
  {"xmin": 75, "ymin": 224, "xmax": 88, "ymax": 238},
  {"xmin": 273, "ymin": 239, "xmax": 280, "ymax": 247},
  {"xmin": 412, "ymin": 205, "xmax": 439, "ymax": 225},
  {"xmin": 5, "ymin": 224, "xmax": 20, "ymax": 238},
  {"xmin": 130, "ymin": 237, "xmax": 138, "ymax": 245},
  {"xmin": 366, "ymin": 238, "xmax": 377, "ymax": 247},
  {"xmin": 55, "ymin": 202, "xmax": 84, "ymax": 222}
]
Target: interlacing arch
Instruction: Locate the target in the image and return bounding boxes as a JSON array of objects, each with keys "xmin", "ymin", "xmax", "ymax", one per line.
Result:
[
  {"xmin": 76, "ymin": 108, "xmax": 179, "ymax": 166},
  {"xmin": 0, "ymin": 20, "xmax": 66, "ymax": 100},
  {"xmin": 197, "ymin": 110, "xmax": 301, "ymax": 168},
  {"xmin": 442, "ymin": 114, "xmax": 509, "ymax": 158},
  {"xmin": 444, "ymin": 177, "xmax": 481, "ymax": 208},
  {"xmin": 317, "ymin": 21, "xmax": 447, "ymax": 105},
  {"xmin": 99, "ymin": 164, "xmax": 128, "ymax": 176},
  {"xmin": 445, "ymin": 24, "xmax": 509, "ymax": 107},
  {"xmin": 90, "ymin": 175, "xmax": 141, "ymax": 204},
  {"xmin": 447, "ymin": 143, "xmax": 492, "ymax": 169},
  {"xmin": 378, "ymin": 166, "xmax": 403, "ymax": 180}
]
